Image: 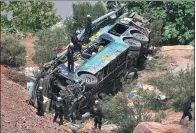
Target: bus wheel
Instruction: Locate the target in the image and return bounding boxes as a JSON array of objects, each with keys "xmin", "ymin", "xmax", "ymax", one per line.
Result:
[
  {"xmin": 79, "ymin": 73, "xmax": 98, "ymax": 88},
  {"xmin": 132, "ymin": 33, "xmax": 149, "ymax": 43}
]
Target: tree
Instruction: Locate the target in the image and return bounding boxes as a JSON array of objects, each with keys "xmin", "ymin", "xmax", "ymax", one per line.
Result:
[
  {"xmin": 103, "ymin": 92, "xmax": 151, "ymax": 133},
  {"xmin": 1, "ymin": 36, "xmax": 26, "ymax": 66},
  {"xmin": 91, "ymin": 2, "xmax": 107, "ymax": 21},
  {"xmin": 66, "ymin": 1, "xmax": 106, "ymax": 36},
  {"xmin": 1, "ymin": 1, "xmax": 62, "ymax": 33},
  {"xmin": 125, "ymin": 1, "xmax": 195, "ymax": 45},
  {"xmin": 33, "ymin": 26, "xmax": 69, "ymax": 64}
]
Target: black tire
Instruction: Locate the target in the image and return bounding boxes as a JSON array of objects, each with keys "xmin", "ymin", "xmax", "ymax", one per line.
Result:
[
  {"xmin": 123, "ymin": 38, "xmax": 141, "ymax": 51},
  {"xmin": 79, "ymin": 74, "xmax": 98, "ymax": 88},
  {"xmin": 132, "ymin": 33, "xmax": 149, "ymax": 43}
]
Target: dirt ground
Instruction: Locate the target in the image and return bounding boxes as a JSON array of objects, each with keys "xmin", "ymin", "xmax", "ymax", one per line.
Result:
[
  {"xmin": 139, "ymin": 45, "xmax": 194, "ymax": 83},
  {"xmin": 161, "ymin": 45, "xmax": 194, "ymax": 69},
  {"xmin": 24, "ymin": 37, "xmax": 37, "ymax": 67},
  {"xmin": 1, "ymin": 65, "xmax": 7, "ymax": 73},
  {"xmin": 161, "ymin": 110, "xmax": 195, "ymax": 133}
]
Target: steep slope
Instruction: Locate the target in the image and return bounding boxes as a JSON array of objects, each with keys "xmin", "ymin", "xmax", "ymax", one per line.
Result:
[{"xmin": 1, "ymin": 74, "xmax": 65, "ymax": 133}]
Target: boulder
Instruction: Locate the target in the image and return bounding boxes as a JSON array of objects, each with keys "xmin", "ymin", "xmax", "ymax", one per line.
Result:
[
  {"xmin": 133, "ymin": 122, "xmax": 164, "ymax": 133},
  {"xmin": 133, "ymin": 122, "xmax": 183, "ymax": 133}
]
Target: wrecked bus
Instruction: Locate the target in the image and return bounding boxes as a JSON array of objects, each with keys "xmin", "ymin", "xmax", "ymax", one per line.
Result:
[{"xmin": 28, "ymin": 8, "xmax": 151, "ymax": 120}]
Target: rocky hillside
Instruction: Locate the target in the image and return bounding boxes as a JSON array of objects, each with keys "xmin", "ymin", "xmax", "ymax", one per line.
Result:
[{"xmin": 1, "ymin": 74, "xmax": 66, "ymax": 133}]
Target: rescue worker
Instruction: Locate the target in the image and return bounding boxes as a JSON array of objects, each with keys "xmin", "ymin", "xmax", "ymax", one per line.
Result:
[
  {"xmin": 71, "ymin": 30, "xmax": 82, "ymax": 54},
  {"xmin": 92, "ymin": 52, "xmax": 96, "ymax": 56},
  {"xmin": 180, "ymin": 96, "xmax": 195, "ymax": 122},
  {"xmin": 84, "ymin": 14, "xmax": 92, "ymax": 43},
  {"xmin": 53, "ymin": 97, "xmax": 64, "ymax": 125},
  {"xmin": 91, "ymin": 100, "xmax": 103, "ymax": 130},
  {"xmin": 36, "ymin": 86, "xmax": 44, "ymax": 116},
  {"xmin": 67, "ymin": 43, "xmax": 74, "ymax": 72}
]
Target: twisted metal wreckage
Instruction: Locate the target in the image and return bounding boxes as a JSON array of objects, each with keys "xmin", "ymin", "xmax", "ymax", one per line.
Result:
[{"xmin": 28, "ymin": 4, "xmax": 151, "ymax": 121}]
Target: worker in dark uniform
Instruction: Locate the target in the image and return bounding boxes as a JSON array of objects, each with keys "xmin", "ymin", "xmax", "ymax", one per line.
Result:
[
  {"xmin": 91, "ymin": 100, "xmax": 103, "ymax": 130},
  {"xmin": 180, "ymin": 96, "xmax": 195, "ymax": 123},
  {"xmin": 36, "ymin": 86, "xmax": 44, "ymax": 116},
  {"xmin": 53, "ymin": 97, "xmax": 64, "ymax": 125},
  {"xmin": 84, "ymin": 14, "xmax": 92, "ymax": 43},
  {"xmin": 67, "ymin": 43, "xmax": 74, "ymax": 72},
  {"xmin": 71, "ymin": 30, "xmax": 82, "ymax": 54}
]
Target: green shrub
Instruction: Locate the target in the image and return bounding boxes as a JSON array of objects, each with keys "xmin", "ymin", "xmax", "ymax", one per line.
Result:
[
  {"xmin": 121, "ymin": 80, "xmax": 137, "ymax": 93},
  {"xmin": 121, "ymin": 79, "xmax": 164, "ymax": 111},
  {"xmin": 125, "ymin": 1, "xmax": 194, "ymax": 45},
  {"xmin": 64, "ymin": 1, "xmax": 107, "ymax": 39},
  {"xmin": 149, "ymin": 20, "xmax": 163, "ymax": 47},
  {"xmin": 1, "ymin": 36, "xmax": 26, "ymax": 66},
  {"xmin": 148, "ymin": 67, "xmax": 194, "ymax": 111},
  {"xmin": 103, "ymin": 92, "xmax": 150, "ymax": 133},
  {"xmin": 72, "ymin": 1, "xmax": 106, "ymax": 30},
  {"xmin": 33, "ymin": 26, "xmax": 69, "ymax": 64},
  {"xmin": 1, "ymin": 1, "xmax": 62, "ymax": 33},
  {"xmin": 137, "ymin": 89, "xmax": 167, "ymax": 111}
]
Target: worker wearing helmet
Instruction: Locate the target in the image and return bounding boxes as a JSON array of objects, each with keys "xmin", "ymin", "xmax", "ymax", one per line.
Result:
[
  {"xmin": 91, "ymin": 100, "xmax": 103, "ymax": 130},
  {"xmin": 53, "ymin": 97, "xmax": 64, "ymax": 125},
  {"xmin": 67, "ymin": 43, "xmax": 75, "ymax": 72},
  {"xmin": 76, "ymin": 30, "xmax": 80, "ymax": 35},
  {"xmin": 71, "ymin": 30, "xmax": 82, "ymax": 55},
  {"xmin": 36, "ymin": 86, "xmax": 44, "ymax": 116},
  {"xmin": 180, "ymin": 96, "xmax": 195, "ymax": 123},
  {"xmin": 92, "ymin": 52, "xmax": 96, "ymax": 56},
  {"xmin": 84, "ymin": 14, "xmax": 92, "ymax": 43}
]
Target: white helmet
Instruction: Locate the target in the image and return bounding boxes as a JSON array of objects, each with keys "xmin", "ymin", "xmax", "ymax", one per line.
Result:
[
  {"xmin": 57, "ymin": 97, "xmax": 62, "ymax": 101},
  {"xmin": 95, "ymin": 100, "xmax": 99, "ymax": 104},
  {"xmin": 38, "ymin": 86, "xmax": 43, "ymax": 90},
  {"xmin": 69, "ymin": 42, "xmax": 74, "ymax": 47},
  {"xmin": 92, "ymin": 52, "xmax": 96, "ymax": 55},
  {"xmin": 87, "ymin": 14, "xmax": 91, "ymax": 18},
  {"xmin": 76, "ymin": 30, "xmax": 80, "ymax": 34}
]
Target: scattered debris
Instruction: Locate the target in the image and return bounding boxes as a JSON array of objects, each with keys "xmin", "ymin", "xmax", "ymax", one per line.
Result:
[
  {"xmin": 26, "ymin": 81, "xmax": 34, "ymax": 93},
  {"xmin": 4, "ymin": 84, "xmax": 10, "ymax": 89},
  {"xmin": 24, "ymin": 67, "xmax": 40, "ymax": 78},
  {"xmin": 128, "ymin": 91, "xmax": 136, "ymax": 99}
]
